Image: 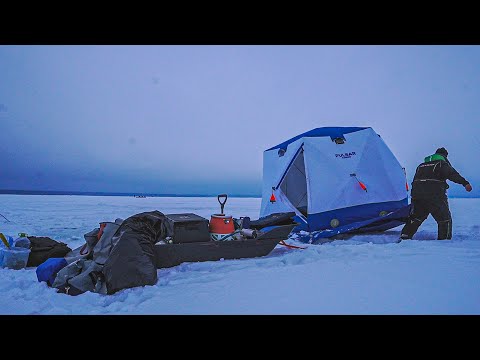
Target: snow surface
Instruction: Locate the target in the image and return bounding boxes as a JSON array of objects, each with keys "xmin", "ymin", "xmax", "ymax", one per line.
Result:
[{"xmin": 0, "ymin": 195, "xmax": 479, "ymax": 315}]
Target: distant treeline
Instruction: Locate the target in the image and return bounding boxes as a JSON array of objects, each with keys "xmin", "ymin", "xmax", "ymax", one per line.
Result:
[{"xmin": 0, "ymin": 189, "xmax": 261, "ymax": 198}]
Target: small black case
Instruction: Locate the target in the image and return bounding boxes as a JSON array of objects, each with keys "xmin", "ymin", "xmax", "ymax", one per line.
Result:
[{"xmin": 164, "ymin": 213, "xmax": 210, "ymax": 244}]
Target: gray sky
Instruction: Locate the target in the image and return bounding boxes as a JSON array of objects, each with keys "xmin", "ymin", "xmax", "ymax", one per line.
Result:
[{"xmin": 1, "ymin": 45, "xmax": 479, "ymax": 196}]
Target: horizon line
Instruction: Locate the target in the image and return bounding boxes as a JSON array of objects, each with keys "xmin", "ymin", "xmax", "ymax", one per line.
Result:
[
  {"xmin": 0, "ymin": 189, "xmax": 477, "ymax": 200},
  {"xmin": 0, "ymin": 189, "xmax": 262, "ymax": 198}
]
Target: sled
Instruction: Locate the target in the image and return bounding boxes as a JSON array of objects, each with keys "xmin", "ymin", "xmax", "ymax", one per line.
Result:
[{"xmin": 154, "ymin": 223, "xmax": 296, "ymax": 268}]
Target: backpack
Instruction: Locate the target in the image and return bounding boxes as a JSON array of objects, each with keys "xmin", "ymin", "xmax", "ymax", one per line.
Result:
[{"xmin": 27, "ymin": 236, "xmax": 72, "ymax": 267}]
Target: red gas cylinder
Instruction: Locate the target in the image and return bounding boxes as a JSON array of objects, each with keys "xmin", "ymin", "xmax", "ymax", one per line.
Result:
[{"xmin": 209, "ymin": 214, "xmax": 235, "ymax": 241}]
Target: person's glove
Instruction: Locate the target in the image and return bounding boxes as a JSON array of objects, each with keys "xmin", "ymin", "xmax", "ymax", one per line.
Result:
[{"xmin": 465, "ymin": 183, "xmax": 472, "ymax": 192}]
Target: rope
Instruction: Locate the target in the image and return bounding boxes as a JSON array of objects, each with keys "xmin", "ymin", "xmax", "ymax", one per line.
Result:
[
  {"xmin": 278, "ymin": 240, "xmax": 306, "ymax": 249},
  {"xmin": 0, "ymin": 213, "xmax": 10, "ymax": 222}
]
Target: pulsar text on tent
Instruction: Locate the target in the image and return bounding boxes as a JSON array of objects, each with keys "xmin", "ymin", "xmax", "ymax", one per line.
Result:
[{"xmin": 335, "ymin": 152, "xmax": 356, "ymax": 159}]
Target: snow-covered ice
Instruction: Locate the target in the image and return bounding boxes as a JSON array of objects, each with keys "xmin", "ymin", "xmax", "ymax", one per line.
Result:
[{"xmin": 0, "ymin": 195, "xmax": 479, "ymax": 314}]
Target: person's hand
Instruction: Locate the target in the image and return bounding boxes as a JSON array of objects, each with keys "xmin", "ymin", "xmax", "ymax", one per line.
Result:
[{"xmin": 465, "ymin": 183, "xmax": 472, "ymax": 192}]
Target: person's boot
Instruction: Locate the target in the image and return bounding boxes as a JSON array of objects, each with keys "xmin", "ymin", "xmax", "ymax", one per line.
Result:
[{"xmin": 437, "ymin": 219, "xmax": 452, "ymax": 240}]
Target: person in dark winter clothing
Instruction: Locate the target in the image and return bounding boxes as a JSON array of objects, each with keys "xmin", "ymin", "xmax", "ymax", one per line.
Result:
[{"xmin": 400, "ymin": 147, "xmax": 472, "ymax": 241}]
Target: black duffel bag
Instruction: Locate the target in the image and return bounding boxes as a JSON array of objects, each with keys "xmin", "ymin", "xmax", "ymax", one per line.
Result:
[
  {"xmin": 249, "ymin": 212, "xmax": 297, "ymax": 230},
  {"xmin": 27, "ymin": 236, "xmax": 72, "ymax": 267}
]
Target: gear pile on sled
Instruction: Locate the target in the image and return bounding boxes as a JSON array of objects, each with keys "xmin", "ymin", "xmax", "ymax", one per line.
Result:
[{"xmin": 33, "ymin": 194, "xmax": 297, "ymax": 296}]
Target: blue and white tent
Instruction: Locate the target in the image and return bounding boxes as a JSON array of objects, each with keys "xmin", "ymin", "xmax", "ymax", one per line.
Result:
[{"xmin": 260, "ymin": 127, "xmax": 410, "ymax": 239}]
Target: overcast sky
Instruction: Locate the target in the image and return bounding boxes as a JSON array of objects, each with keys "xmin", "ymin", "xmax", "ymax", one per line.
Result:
[{"xmin": 1, "ymin": 45, "xmax": 479, "ymax": 196}]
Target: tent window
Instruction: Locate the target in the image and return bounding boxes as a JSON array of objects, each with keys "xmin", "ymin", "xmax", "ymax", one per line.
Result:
[
  {"xmin": 333, "ymin": 137, "xmax": 345, "ymax": 144},
  {"xmin": 279, "ymin": 148, "xmax": 308, "ymax": 217},
  {"xmin": 278, "ymin": 148, "xmax": 286, "ymax": 157}
]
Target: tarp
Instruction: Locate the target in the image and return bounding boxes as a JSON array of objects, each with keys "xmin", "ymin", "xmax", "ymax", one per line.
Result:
[
  {"xmin": 300, "ymin": 204, "xmax": 412, "ymax": 243},
  {"xmin": 52, "ymin": 210, "xmax": 168, "ymax": 295}
]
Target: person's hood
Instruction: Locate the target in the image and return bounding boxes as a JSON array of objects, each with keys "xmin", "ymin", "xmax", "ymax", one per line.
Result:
[{"xmin": 424, "ymin": 154, "xmax": 446, "ymax": 163}]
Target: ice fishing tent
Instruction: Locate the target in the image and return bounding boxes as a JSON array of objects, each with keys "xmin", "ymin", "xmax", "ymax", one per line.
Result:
[{"xmin": 260, "ymin": 127, "xmax": 410, "ymax": 239}]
